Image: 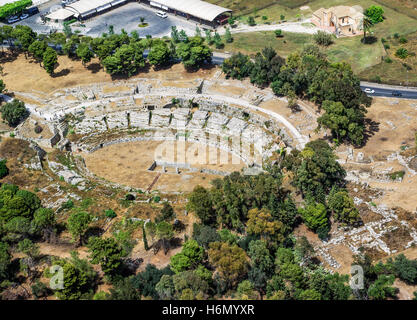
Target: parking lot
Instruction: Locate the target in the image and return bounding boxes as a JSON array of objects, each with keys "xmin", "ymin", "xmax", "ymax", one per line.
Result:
[
  {"xmin": 78, "ymin": 2, "xmax": 200, "ymax": 38},
  {"xmin": 2, "ymin": 1, "xmax": 200, "ymax": 38}
]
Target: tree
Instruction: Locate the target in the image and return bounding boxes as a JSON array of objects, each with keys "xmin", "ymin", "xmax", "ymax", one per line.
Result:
[
  {"xmin": 292, "ymin": 140, "xmax": 346, "ymax": 202},
  {"xmin": 176, "ymin": 37, "xmax": 212, "ymax": 70},
  {"xmin": 249, "ymin": 47, "xmax": 285, "ymax": 87},
  {"xmin": 155, "ymin": 274, "xmax": 175, "ymax": 299},
  {"xmin": 28, "ymin": 40, "xmax": 47, "ymax": 64},
  {"xmin": 0, "ymin": 99, "xmax": 28, "ymax": 127},
  {"xmin": 225, "ymin": 27, "xmax": 233, "ymax": 43},
  {"xmin": 205, "ymin": 29, "xmax": 213, "ymax": 45},
  {"xmin": 170, "ymin": 239, "xmax": 204, "ymax": 273},
  {"xmin": 213, "ymin": 31, "xmax": 223, "ymax": 49},
  {"xmin": 43, "ymin": 47, "xmax": 58, "ymax": 75},
  {"xmin": 171, "ymin": 26, "xmax": 179, "ymax": 43},
  {"xmin": 156, "ymin": 221, "xmax": 174, "ymax": 254},
  {"xmin": 247, "ymin": 208, "xmax": 285, "ymax": 244},
  {"xmin": 208, "ymin": 241, "xmax": 248, "ymax": 288},
  {"xmin": 317, "ymin": 100, "xmax": 366, "ymax": 146},
  {"xmin": 0, "ymin": 159, "xmax": 9, "ymax": 179},
  {"xmin": 222, "ymin": 52, "xmax": 253, "ymax": 80},
  {"xmin": 178, "ymin": 30, "xmax": 189, "ymax": 43},
  {"xmin": 0, "ymin": 79, "xmax": 5, "ymax": 94},
  {"xmin": 0, "ymin": 241, "xmax": 11, "ymax": 280},
  {"xmin": 63, "ymin": 35, "xmax": 80, "ymax": 57},
  {"xmin": 367, "ymin": 275, "xmax": 397, "ymax": 300},
  {"xmin": 365, "ymin": 5, "xmax": 384, "ymax": 24},
  {"xmin": 12, "ymin": 25, "xmax": 36, "ymax": 56},
  {"xmin": 327, "ymin": 188, "xmax": 360, "ymax": 225},
  {"xmin": 102, "ymin": 43, "xmax": 145, "ymax": 77},
  {"xmin": 237, "ymin": 280, "xmax": 258, "ymax": 299},
  {"xmin": 0, "ymin": 0, "xmax": 32, "ymax": 19},
  {"xmin": 248, "ymin": 240, "xmax": 273, "ymax": 275},
  {"xmin": 155, "ymin": 202, "xmax": 175, "ymax": 223},
  {"xmin": 148, "ymin": 42, "xmax": 171, "ymax": 67},
  {"xmin": 76, "ymin": 43, "xmax": 94, "ymax": 66},
  {"xmin": 67, "ymin": 211, "xmax": 92, "ymax": 246},
  {"xmin": 87, "ymin": 236, "xmax": 124, "ymax": 275},
  {"xmin": 32, "ymin": 207, "xmax": 56, "ymax": 242},
  {"xmin": 172, "ymin": 270, "xmax": 208, "ymax": 298},
  {"xmin": 308, "ymin": 269, "xmax": 351, "ymax": 300},
  {"xmin": 109, "ymin": 276, "xmax": 140, "ymax": 300},
  {"xmin": 192, "ymin": 223, "xmax": 220, "ymax": 248},
  {"xmin": 49, "ymin": 251, "xmax": 97, "ymax": 300},
  {"xmin": 187, "ymin": 186, "xmax": 216, "ymax": 225},
  {"xmin": 298, "ymin": 202, "xmax": 328, "ymax": 233},
  {"xmin": 131, "ymin": 264, "xmax": 173, "ymax": 299},
  {"xmin": 298, "ymin": 289, "xmax": 322, "ymax": 300},
  {"xmin": 390, "ymin": 254, "xmax": 417, "ymax": 284},
  {"xmin": 18, "ymin": 238, "xmax": 40, "ymax": 278},
  {"xmin": 362, "ymin": 16, "xmax": 374, "ymax": 43}
]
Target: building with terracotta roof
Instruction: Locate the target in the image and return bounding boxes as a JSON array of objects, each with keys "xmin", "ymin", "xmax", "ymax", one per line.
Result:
[{"xmin": 312, "ymin": 5, "xmax": 364, "ymax": 37}]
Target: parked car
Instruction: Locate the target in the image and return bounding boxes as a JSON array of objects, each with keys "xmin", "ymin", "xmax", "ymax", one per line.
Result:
[
  {"xmin": 392, "ymin": 91, "xmax": 402, "ymax": 97},
  {"xmin": 364, "ymin": 88, "xmax": 375, "ymax": 94},
  {"xmin": 62, "ymin": 0, "xmax": 77, "ymax": 6},
  {"xmin": 7, "ymin": 15, "xmax": 20, "ymax": 24},
  {"xmin": 20, "ymin": 13, "xmax": 29, "ymax": 20},
  {"xmin": 25, "ymin": 6, "xmax": 40, "ymax": 16},
  {"xmin": 156, "ymin": 10, "xmax": 168, "ymax": 18}
]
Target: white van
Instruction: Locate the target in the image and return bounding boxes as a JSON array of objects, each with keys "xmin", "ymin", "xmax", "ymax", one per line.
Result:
[{"xmin": 156, "ymin": 10, "xmax": 168, "ymax": 18}]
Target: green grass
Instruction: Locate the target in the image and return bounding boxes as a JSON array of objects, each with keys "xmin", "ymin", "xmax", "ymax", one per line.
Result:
[
  {"xmin": 359, "ymin": 31, "xmax": 417, "ymax": 86},
  {"xmin": 359, "ymin": 59, "xmax": 417, "ymax": 86},
  {"xmin": 220, "ymin": 31, "xmax": 313, "ymax": 58},
  {"xmin": 214, "ymin": 0, "xmax": 417, "ymax": 82},
  {"xmin": 219, "ymin": 31, "xmax": 384, "ymax": 73},
  {"xmin": 326, "ymin": 36, "xmax": 385, "ymax": 73}
]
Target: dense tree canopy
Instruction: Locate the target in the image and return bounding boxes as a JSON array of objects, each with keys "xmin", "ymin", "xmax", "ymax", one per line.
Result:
[{"xmin": 0, "ymin": 99, "xmax": 28, "ymax": 127}]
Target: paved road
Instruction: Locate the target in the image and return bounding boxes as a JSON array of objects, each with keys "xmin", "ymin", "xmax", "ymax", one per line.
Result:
[{"xmin": 360, "ymin": 83, "xmax": 417, "ymax": 100}]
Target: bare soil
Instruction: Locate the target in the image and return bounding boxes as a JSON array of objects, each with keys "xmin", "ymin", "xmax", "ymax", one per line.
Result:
[{"xmin": 82, "ymin": 140, "xmax": 245, "ymax": 192}]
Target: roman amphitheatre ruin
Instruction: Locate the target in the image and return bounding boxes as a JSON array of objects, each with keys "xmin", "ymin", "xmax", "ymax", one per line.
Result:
[{"xmin": 2, "ymin": 57, "xmax": 417, "ymax": 288}]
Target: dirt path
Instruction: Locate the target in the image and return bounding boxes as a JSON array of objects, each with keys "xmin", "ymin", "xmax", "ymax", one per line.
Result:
[{"xmin": 217, "ymin": 19, "xmax": 324, "ymax": 36}]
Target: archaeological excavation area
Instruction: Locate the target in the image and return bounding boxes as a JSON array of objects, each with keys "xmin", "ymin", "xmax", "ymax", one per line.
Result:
[{"xmin": 3, "ymin": 59, "xmax": 417, "ymax": 282}]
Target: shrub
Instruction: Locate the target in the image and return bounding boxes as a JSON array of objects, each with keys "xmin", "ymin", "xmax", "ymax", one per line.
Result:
[
  {"xmin": 247, "ymin": 16, "xmax": 256, "ymax": 26},
  {"xmin": 105, "ymin": 209, "xmax": 117, "ymax": 219},
  {"xmin": 393, "ymin": 33, "xmax": 400, "ymax": 39},
  {"xmin": 314, "ymin": 31, "xmax": 333, "ymax": 46},
  {"xmin": 384, "ymin": 57, "xmax": 392, "ymax": 63},
  {"xmin": 61, "ymin": 199, "xmax": 74, "ymax": 210},
  {"xmin": 384, "ymin": 44, "xmax": 390, "ymax": 49},
  {"xmin": 274, "ymin": 29, "xmax": 283, "ymax": 37},
  {"xmin": 0, "ymin": 159, "xmax": 9, "ymax": 179},
  {"xmin": 125, "ymin": 194, "xmax": 135, "ymax": 201},
  {"xmin": 390, "ymin": 170, "xmax": 405, "ymax": 180},
  {"xmin": 370, "ymin": 75, "xmax": 382, "ymax": 83},
  {"xmin": 34, "ymin": 125, "xmax": 43, "ymax": 134},
  {"xmin": 399, "ymin": 37, "xmax": 408, "ymax": 44},
  {"xmin": 262, "ymin": 16, "xmax": 268, "ymax": 21},
  {"xmin": 395, "ymin": 48, "xmax": 408, "ymax": 59}
]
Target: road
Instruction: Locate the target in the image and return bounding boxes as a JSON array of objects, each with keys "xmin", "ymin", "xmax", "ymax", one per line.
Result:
[
  {"xmin": 359, "ymin": 83, "xmax": 417, "ymax": 100},
  {"xmin": 211, "ymin": 53, "xmax": 417, "ymax": 100}
]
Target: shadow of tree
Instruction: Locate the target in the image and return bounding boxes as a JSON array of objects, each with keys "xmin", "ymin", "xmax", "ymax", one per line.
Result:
[
  {"xmin": 362, "ymin": 118, "xmax": 380, "ymax": 146},
  {"xmin": 87, "ymin": 62, "xmax": 102, "ymax": 74},
  {"xmin": 52, "ymin": 68, "xmax": 70, "ymax": 78}
]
